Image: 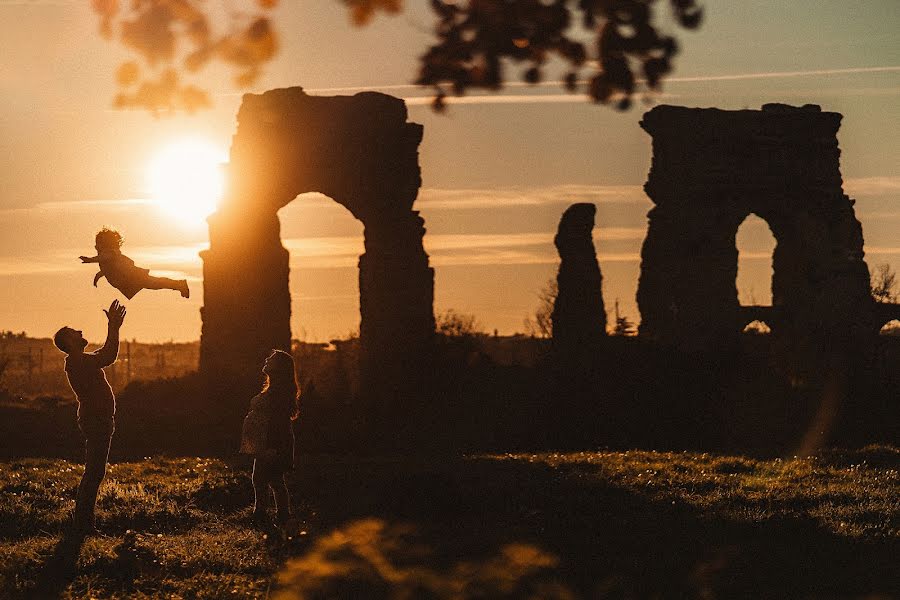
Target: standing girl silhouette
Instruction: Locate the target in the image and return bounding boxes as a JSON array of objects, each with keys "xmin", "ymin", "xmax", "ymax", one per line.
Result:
[{"xmin": 240, "ymin": 350, "xmax": 299, "ymax": 531}]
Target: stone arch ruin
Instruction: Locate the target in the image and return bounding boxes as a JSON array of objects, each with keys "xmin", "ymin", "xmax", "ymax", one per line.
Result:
[
  {"xmin": 200, "ymin": 88, "xmax": 435, "ymax": 411},
  {"xmin": 637, "ymin": 103, "xmax": 900, "ymax": 350}
]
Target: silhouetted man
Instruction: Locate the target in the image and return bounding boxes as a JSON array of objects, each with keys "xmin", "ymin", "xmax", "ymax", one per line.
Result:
[{"xmin": 53, "ymin": 300, "xmax": 127, "ymax": 534}]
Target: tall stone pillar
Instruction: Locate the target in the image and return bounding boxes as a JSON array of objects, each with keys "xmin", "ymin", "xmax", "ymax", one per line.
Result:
[
  {"xmin": 551, "ymin": 203, "xmax": 607, "ymax": 349},
  {"xmin": 359, "ymin": 211, "xmax": 436, "ymax": 433},
  {"xmin": 200, "ymin": 207, "xmax": 291, "ymax": 395}
]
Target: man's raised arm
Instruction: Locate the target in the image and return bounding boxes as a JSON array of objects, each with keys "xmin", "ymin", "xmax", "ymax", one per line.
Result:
[{"xmin": 93, "ymin": 300, "xmax": 126, "ymax": 367}]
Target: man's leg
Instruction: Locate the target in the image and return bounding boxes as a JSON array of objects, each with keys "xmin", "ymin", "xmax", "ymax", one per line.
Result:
[{"xmin": 74, "ymin": 421, "xmax": 113, "ymax": 531}]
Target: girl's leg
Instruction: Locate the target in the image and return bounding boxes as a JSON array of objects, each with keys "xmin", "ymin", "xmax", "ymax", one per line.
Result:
[
  {"xmin": 251, "ymin": 459, "xmax": 271, "ymax": 521},
  {"xmin": 269, "ymin": 473, "xmax": 291, "ymax": 525},
  {"xmin": 145, "ymin": 276, "xmax": 189, "ymax": 297}
]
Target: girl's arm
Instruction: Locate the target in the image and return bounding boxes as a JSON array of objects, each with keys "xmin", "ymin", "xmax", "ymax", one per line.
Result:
[
  {"xmin": 79, "ymin": 255, "xmax": 99, "ymax": 263},
  {"xmin": 93, "ymin": 271, "xmax": 106, "ymax": 287}
]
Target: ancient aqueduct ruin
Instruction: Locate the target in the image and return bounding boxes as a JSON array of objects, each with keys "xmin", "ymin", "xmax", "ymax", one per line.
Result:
[
  {"xmin": 200, "ymin": 88, "xmax": 434, "ymax": 411},
  {"xmin": 199, "ymin": 89, "xmax": 900, "ymax": 398},
  {"xmin": 638, "ymin": 103, "xmax": 900, "ymax": 350}
]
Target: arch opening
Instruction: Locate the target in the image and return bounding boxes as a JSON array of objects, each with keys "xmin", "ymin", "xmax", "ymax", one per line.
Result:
[
  {"xmin": 280, "ymin": 193, "xmax": 365, "ymax": 343},
  {"xmin": 743, "ymin": 320, "xmax": 772, "ymax": 335},
  {"xmin": 735, "ymin": 213, "xmax": 776, "ymax": 308}
]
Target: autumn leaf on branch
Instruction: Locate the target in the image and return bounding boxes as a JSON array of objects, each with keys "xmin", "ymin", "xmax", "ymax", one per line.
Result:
[
  {"xmin": 91, "ymin": 0, "xmax": 280, "ymax": 115},
  {"xmin": 91, "ymin": 0, "xmax": 702, "ymax": 114},
  {"xmin": 418, "ymin": 0, "xmax": 703, "ymax": 111}
]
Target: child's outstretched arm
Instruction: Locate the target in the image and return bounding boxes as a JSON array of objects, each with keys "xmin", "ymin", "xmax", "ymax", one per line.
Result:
[
  {"xmin": 93, "ymin": 271, "xmax": 106, "ymax": 287},
  {"xmin": 79, "ymin": 255, "xmax": 99, "ymax": 263}
]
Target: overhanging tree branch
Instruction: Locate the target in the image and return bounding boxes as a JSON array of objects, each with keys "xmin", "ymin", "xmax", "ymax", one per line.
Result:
[{"xmin": 89, "ymin": 0, "xmax": 702, "ymax": 114}]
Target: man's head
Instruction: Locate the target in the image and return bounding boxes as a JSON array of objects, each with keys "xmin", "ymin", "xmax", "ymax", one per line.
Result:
[{"xmin": 54, "ymin": 327, "xmax": 87, "ymax": 354}]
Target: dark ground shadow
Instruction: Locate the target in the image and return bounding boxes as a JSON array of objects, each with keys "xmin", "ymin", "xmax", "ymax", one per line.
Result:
[
  {"xmin": 29, "ymin": 529, "xmax": 88, "ymax": 600},
  {"xmin": 277, "ymin": 455, "xmax": 899, "ymax": 598}
]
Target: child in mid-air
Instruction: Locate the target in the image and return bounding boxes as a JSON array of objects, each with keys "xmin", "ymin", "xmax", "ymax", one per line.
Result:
[{"xmin": 80, "ymin": 228, "xmax": 189, "ymax": 299}]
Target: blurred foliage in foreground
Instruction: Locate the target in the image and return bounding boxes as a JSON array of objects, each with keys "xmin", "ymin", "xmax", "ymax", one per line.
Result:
[{"xmin": 89, "ymin": 0, "xmax": 703, "ymax": 114}]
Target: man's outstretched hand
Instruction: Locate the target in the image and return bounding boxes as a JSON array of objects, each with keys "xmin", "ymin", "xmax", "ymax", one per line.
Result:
[{"xmin": 103, "ymin": 299, "xmax": 126, "ymax": 329}]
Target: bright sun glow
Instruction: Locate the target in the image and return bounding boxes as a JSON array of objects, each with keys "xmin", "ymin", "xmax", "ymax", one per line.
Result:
[{"xmin": 146, "ymin": 139, "xmax": 227, "ymax": 226}]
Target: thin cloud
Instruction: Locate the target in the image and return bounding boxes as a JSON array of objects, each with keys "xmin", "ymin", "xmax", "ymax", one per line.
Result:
[
  {"xmin": 404, "ymin": 94, "xmax": 594, "ymax": 106},
  {"xmin": 0, "ymin": 0, "xmax": 75, "ymax": 5},
  {"xmin": 845, "ymin": 176, "xmax": 900, "ymax": 197},
  {"xmin": 296, "ymin": 294, "xmax": 359, "ymax": 302},
  {"xmin": 417, "ymin": 185, "xmax": 648, "ymax": 210},
  {"xmin": 1, "ymin": 228, "xmax": 808, "ymax": 276},
  {"xmin": 36, "ymin": 199, "xmax": 153, "ymax": 211},
  {"xmin": 272, "ymin": 66, "xmax": 900, "ymax": 106},
  {"xmin": 0, "ymin": 259, "xmax": 77, "ymax": 277},
  {"xmin": 663, "ymin": 66, "xmax": 900, "ymax": 83},
  {"xmin": 127, "ymin": 244, "xmax": 207, "ymax": 267},
  {"xmin": 739, "ymin": 251, "xmax": 775, "ymax": 260},
  {"xmin": 0, "ymin": 198, "xmax": 152, "ymax": 216},
  {"xmin": 138, "ymin": 269, "xmax": 202, "ymax": 282},
  {"xmin": 865, "ymin": 246, "xmax": 900, "ymax": 256},
  {"xmin": 0, "ymin": 244, "xmax": 205, "ymax": 277},
  {"xmin": 284, "ymin": 229, "xmax": 647, "ymax": 269}
]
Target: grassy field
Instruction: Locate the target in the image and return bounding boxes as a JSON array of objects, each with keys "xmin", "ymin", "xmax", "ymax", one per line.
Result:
[{"xmin": 0, "ymin": 447, "xmax": 897, "ymax": 599}]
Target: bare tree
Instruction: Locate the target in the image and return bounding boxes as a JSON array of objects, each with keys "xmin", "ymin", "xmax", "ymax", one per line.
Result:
[
  {"xmin": 436, "ymin": 309, "xmax": 482, "ymax": 338},
  {"xmin": 524, "ymin": 278, "xmax": 557, "ymax": 338},
  {"xmin": 871, "ymin": 263, "xmax": 899, "ymax": 303},
  {"xmin": 89, "ymin": 0, "xmax": 703, "ymax": 114}
]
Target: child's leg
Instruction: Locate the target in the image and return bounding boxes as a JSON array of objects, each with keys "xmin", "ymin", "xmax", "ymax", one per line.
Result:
[
  {"xmin": 251, "ymin": 459, "xmax": 271, "ymax": 519},
  {"xmin": 143, "ymin": 276, "xmax": 180, "ymax": 291},
  {"xmin": 144, "ymin": 276, "xmax": 189, "ymax": 298},
  {"xmin": 269, "ymin": 473, "xmax": 291, "ymax": 525}
]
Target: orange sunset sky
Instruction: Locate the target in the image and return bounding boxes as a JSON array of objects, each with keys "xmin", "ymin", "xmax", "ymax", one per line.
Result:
[{"xmin": 1, "ymin": 1, "xmax": 898, "ymax": 343}]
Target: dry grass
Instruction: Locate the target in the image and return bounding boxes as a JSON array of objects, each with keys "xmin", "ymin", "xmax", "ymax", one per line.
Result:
[{"xmin": 0, "ymin": 447, "xmax": 897, "ymax": 598}]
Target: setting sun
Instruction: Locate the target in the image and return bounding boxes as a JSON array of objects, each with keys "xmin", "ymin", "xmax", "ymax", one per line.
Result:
[{"xmin": 146, "ymin": 138, "xmax": 227, "ymax": 226}]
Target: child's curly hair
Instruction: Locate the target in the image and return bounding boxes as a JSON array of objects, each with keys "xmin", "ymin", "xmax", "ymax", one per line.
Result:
[{"xmin": 95, "ymin": 227, "xmax": 124, "ymax": 250}]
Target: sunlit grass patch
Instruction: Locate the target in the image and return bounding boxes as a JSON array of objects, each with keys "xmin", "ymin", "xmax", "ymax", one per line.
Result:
[
  {"xmin": 0, "ymin": 536, "xmax": 56, "ymax": 594},
  {"xmin": 0, "ymin": 457, "xmax": 278, "ymax": 598},
  {"xmin": 492, "ymin": 445, "xmax": 900, "ymax": 538}
]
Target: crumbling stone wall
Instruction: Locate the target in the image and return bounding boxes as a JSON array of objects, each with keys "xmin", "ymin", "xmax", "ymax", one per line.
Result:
[
  {"xmin": 637, "ymin": 104, "xmax": 875, "ymax": 350},
  {"xmin": 201, "ymin": 88, "xmax": 435, "ymax": 422},
  {"xmin": 552, "ymin": 203, "xmax": 606, "ymax": 349}
]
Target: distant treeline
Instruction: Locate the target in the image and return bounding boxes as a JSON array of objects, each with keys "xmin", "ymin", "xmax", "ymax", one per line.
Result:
[
  {"xmin": 0, "ymin": 335, "xmax": 199, "ymax": 401},
  {"xmin": 2, "ymin": 330, "xmax": 898, "ymax": 460}
]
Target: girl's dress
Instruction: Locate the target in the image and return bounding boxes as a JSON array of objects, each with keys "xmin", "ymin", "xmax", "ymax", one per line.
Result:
[
  {"xmin": 99, "ymin": 252, "xmax": 151, "ymax": 300},
  {"xmin": 240, "ymin": 394, "xmax": 269, "ymax": 456},
  {"xmin": 240, "ymin": 392, "xmax": 295, "ymax": 471}
]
